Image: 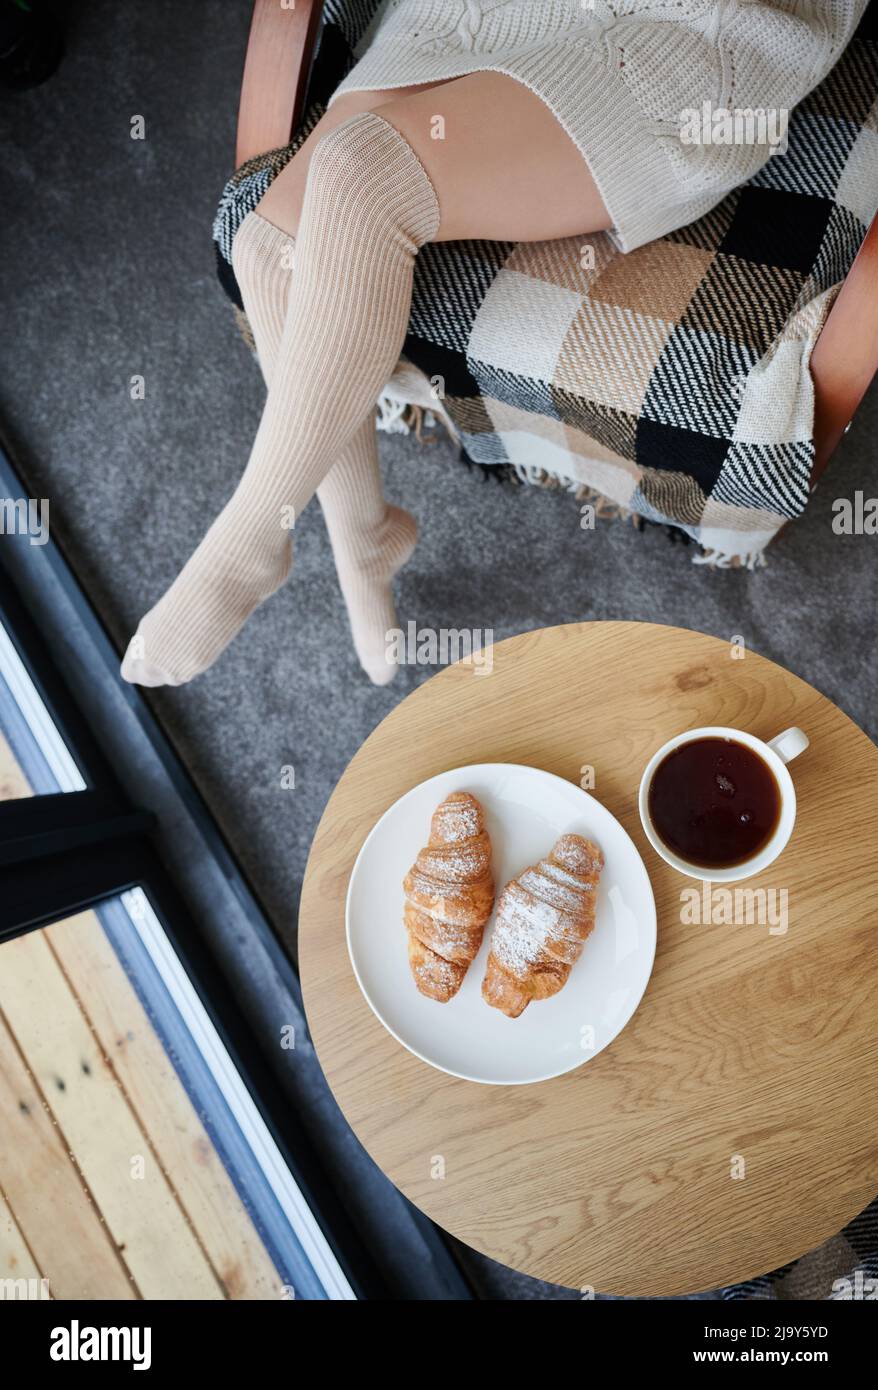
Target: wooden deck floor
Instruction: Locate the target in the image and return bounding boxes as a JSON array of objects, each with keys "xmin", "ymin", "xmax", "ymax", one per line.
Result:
[{"xmin": 0, "ymin": 731, "xmax": 284, "ymax": 1299}]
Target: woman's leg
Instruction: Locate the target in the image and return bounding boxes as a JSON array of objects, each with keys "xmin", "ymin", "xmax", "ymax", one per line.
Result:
[
  {"xmin": 227, "ymin": 211, "xmax": 417, "ymax": 685},
  {"xmin": 122, "ymin": 73, "xmax": 609, "ymax": 687},
  {"xmin": 260, "ymin": 71, "xmax": 610, "ymax": 243},
  {"xmin": 257, "ymin": 81, "xmax": 445, "ymax": 234},
  {"xmin": 122, "ymin": 88, "xmax": 441, "ymax": 688}
]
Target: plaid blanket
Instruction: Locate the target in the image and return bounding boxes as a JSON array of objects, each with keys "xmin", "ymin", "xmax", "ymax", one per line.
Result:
[{"xmin": 214, "ymin": 0, "xmax": 878, "ymax": 567}]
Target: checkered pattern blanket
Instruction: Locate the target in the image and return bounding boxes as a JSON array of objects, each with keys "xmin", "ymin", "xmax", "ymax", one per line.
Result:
[{"xmin": 214, "ymin": 2, "xmax": 878, "ymax": 567}]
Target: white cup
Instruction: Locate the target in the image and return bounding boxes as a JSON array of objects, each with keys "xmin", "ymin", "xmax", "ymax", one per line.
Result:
[{"xmin": 638, "ymin": 726, "xmax": 809, "ymax": 882}]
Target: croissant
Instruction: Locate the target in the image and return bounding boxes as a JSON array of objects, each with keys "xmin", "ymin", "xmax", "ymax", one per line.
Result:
[
  {"xmin": 403, "ymin": 791, "xmax": 495, "ymax": 1002},
  {"xmin": 482, "ymin": 833, "xmax": 604, "ymax": 1018}
]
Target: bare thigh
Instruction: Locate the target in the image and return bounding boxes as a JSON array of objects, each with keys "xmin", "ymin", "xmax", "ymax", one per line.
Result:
[{"xmin": 257, "ymin": 72, "xmax": 610, "ymax": 244}]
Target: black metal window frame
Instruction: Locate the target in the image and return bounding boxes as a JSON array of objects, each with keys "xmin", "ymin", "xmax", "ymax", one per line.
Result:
[{"xmin": 0, "ymin": 561, "xmax": 159, "ymax": 933}]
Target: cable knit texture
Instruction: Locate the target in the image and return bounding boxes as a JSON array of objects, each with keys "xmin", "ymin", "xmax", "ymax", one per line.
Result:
[
  {"xmin": 332, "ymin": 0, "xmax": 867, "ymax": 249},
  {"xmin": 122, "ymin": 112, "xmax": 438, "ymax": 687},
  {"xmin": 229, "ymin": 212, "xmax": 417, "ymax": 686}
]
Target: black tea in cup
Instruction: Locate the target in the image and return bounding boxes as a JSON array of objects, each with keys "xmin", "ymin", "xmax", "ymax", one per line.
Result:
[{"xmin": 647, "ymin": 736, "xmax": 781, "ymax": 869}]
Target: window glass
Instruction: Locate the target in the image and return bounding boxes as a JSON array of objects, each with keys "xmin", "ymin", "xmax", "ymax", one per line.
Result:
[
  {"xmin": 0, "ymin": 618, "xmax": 85, "ymax": 795},
  {"xmin": 0, "ymin": 891, "xmax": 354, "ymax": 1301}
]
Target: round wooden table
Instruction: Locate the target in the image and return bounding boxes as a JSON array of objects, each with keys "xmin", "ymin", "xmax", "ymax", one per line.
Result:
[{"xmin": 299, "ymin": 622, "xmax": 878, "ymax": 1295}]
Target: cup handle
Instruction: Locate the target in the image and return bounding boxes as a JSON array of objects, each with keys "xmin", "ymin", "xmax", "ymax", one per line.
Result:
[{"xmin": 768, "ymin": 727, "xmax": 809, "ymax": 764}]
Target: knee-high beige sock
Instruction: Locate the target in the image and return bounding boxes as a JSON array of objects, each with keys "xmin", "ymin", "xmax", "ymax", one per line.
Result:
[
  {"xmin": 317, "ymin": 428, "xmax": 417, "ymax": 683},
  {"xmin": 228, "ymin": 211, "xmax": 417, "ymax": 685},
  {"xmin": 122, "ymin": 112, "xmax": 439, "ymax": 687}
]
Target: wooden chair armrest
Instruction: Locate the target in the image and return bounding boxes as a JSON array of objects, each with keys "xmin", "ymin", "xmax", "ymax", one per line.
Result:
[
  {"xmin": 810, "ymin": 211, "xmax": 878, "ymax": 484},
  {"xmin": 236, "ymin": 0, "xmax": 325, "ymax": 168}
]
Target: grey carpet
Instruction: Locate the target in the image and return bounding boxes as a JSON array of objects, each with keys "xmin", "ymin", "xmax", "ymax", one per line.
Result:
[{"xmin": 1, "ymin": 0, "xmax": 876, "ymax": 1300}]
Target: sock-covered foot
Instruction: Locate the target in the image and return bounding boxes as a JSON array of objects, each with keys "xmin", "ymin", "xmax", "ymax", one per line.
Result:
[
  {"xmin": 121, "ymin": 499, "xmax": 293, "ymax": 686},
  {"xmin": 332, "ymin": 504, "xmax": 417, "ymax": 685}
]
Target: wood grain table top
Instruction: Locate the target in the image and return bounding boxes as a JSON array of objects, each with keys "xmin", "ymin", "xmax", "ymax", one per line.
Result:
[{"xmin": 299, "ymin": 622, "xmax": 878, "ymax": 1296}]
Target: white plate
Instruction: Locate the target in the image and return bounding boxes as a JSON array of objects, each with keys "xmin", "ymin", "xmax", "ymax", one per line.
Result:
[{"xmin": 345, "ymin": 763, "xmax": 657, "ymax": 1085}]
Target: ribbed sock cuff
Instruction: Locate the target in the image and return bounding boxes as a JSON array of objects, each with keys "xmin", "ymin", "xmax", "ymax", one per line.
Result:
[{"xmin": 314, "ymin": 110, "xmax": 442, "ymax": 246}]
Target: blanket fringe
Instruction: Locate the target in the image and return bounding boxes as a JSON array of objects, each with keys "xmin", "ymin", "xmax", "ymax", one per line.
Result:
[
  {"xmin": 234, "ymin": 305, "xmax": 256, "ymax": 354},
  {"xmin": 692, "ymin": 547, "xmax": 767, "ymax": 571},
  {"xmin": 509, "ymin": 462, "xmax": 640, "ymax": 526},
  {"xmin": 376, "ymin": 392, "xmax": 413, "ymax": 435},
  {"xmin": 233, "ymin": 318, "xmax": 769, "ymax": 571},
  {"xmin": 376, "ymin": 393, "xmax": 446, "ymax": 445}
]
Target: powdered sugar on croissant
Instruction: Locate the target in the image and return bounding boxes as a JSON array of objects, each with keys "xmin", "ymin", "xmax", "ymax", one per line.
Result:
[
  {"xmin": 404, "ymin": 791, "xmax": 494, "ymax": 1002},
  {"xmin": 482, "ymin": 833, "xmax": 604, "ymax": 1018}
]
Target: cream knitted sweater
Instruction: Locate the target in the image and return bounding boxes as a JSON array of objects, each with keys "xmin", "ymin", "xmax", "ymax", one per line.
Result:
[{"xmin": 332, "ymin": 0, "xmax": 867, "ymax": 249}]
